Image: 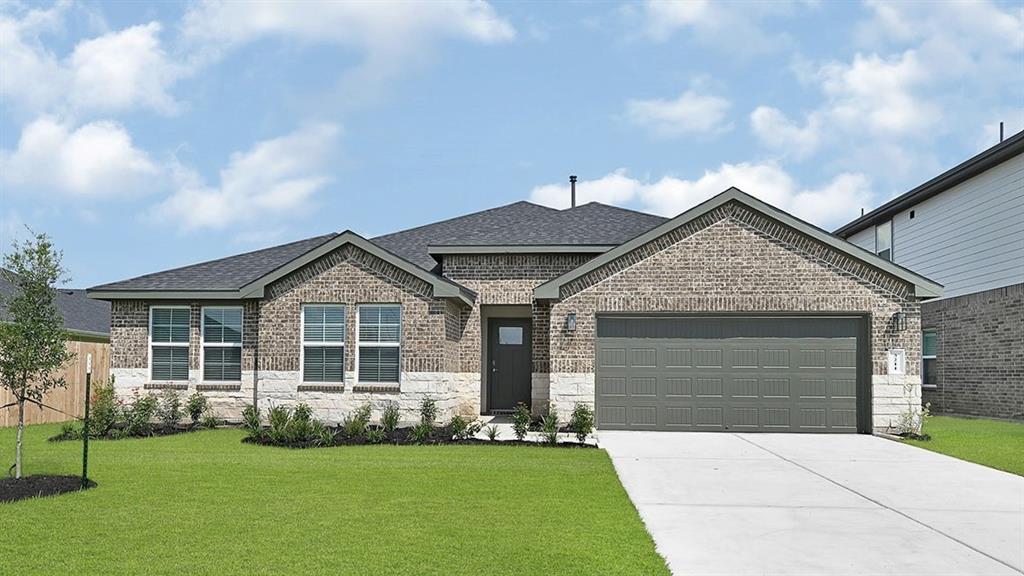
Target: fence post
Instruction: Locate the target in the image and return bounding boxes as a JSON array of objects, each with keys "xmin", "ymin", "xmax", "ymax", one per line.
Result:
[{"xmin": 82, "ymin": 353, "xmax": 92, "ymax": 488}]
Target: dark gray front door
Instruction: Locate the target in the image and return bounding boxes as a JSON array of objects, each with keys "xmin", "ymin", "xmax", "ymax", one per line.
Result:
[
  {"xmin": 595, "ymin": 316, "xmax": 866, "ymax": 433},
  {"xmin": 488, "ymin": 319, "xmax": 532, "ymax": 412}
]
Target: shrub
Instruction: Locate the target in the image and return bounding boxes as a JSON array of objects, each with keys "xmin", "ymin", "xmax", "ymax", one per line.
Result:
[
  {"xmin": 380, "ymin": 402, "xmax": 400, "ymax": 433},
  {"xmin": 512, "ymin": 402, "xmax": 531, "ymax": 441},
  {"xmin": 311, "ymin": 420, "xmax": 335, "ymax": 446},
  {"xmin": 569, "ymin": 403, "xmax": 594, "ymax": 444},
  {"xmin": 156, "ymin": 389, "xmax": 183, "ymax": 429},
  {"xmin": 58, "ymin": 422, "xmax": 80, "ymax": 440},
  {"xmin": 419, "ymin": 397, "xmax": 438, "ymax": 426},
  {"xmin": 123, "ymin": 392, "xmax": 158, "ymax": 436},
  {"xmin": 448, "ymin": 415, "xmax": 482, "ymax": 441},
  {"xmin": 365, "ymin": 428, "xmax": 386, "ymax": 444},
  {"xmin": 267, "ymin": 405, "xmax": 291, "ymax": 443},
  {"xmin": 88, "ymin": 377, "xmax": 118, "ymax": 437},
  {"xmin": 540, "ymin": 405, "xmax": 560, "ymax": 445},
  {"xmin": 242, "ymin": 404, "xmax": 262, "ymax": 439},
  {"xmin": 409, "ymin": 422, "xmax": 433, "ymax": 444},
  {"xmin": 186, "ymin": 391, "xmax": 209, "ymax": 423},
  {"xmin": 286, "ymin": 403, "xmax": 315, "ymax": 442},
  {"xmin": 200, "ymin": 414, "xmax": 220, "ymax": 429},
  {"xmin": 340, "ymin": 403, "xmax": 372, "ymax": 438},
  {"xmin": 484, "ymin": 424, "xmax": 500, "ymax": 441}
]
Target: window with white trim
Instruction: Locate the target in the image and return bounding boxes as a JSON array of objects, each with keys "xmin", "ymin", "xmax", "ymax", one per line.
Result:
[
  {"xmin": 357, "ymin": 304, "xmax": 400, "ymax": 383},
  {"xmin": 302, "ymin": 305, "xmax": 345, "ymax": 383},
  {"xmin": 150, "ymin": 307, "xmax": 190, "ymax": 381},
  {"xmin": 922, "ymin": 329, "xmax": 938, "ymax": 387},
  {"xmin": 202, "ymin": 307, "xmax": 243, "ymax": 381},
  {"xmin": 875, "ymin": 220, "xmax": 893, "ymax": 261}
]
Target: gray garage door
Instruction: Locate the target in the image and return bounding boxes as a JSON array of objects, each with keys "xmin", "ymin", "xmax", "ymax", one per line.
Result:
[{"xmin": 595, "ymin": 316, "xmax": 865, "ymax": 433}]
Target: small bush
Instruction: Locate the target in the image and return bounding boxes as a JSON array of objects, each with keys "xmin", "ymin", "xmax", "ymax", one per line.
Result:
[
  {"xmin": 380, "ymin": 402, "xmax": 400, "ymax": 433},
  {"xmin": 311, "ymin": 420, "xmax": 335, "ymax": 446},
  {"xmin": 156, "ymin": 389, "xmax": 183, "ymax": 429},
  {"xmin": 242, "ymin": 404, "xmax": 262, "ymax": 439},
  {"xmin": 541, "ymin": 405, "xmax": 560, "ymax": 445},
  {"xmin": 186, "ymin": 391, "xmax": 209, "ymax": 423},
  {"xmin": 285, "ymin": 403, "xmax": 315, "ymax": 442},
  {"xmin": 420, "ymin": 397, "xmax": 438, "ymax": 426},
  {"xmin": 200, "ymin": 414, "xmax": 220, "ymax": 429},
  {"xmin": 267, "ymin": 405, "xmax": 291, "ymax": 443},
  {"xmin": 449, "ymin": 415, "xmax": 468, "ymax": 439},
  {"xmin": 59, "ymin": 422, "xmax": 80, "ymax": 440},
  {"xmin": 569, "ymin": 403, "xmax": 594, "ymax": 444},
  {"xmin": 484, "ymin": 424, "xmax": 500, "ymax": 441},
  {"xmin": 512, "ymin": 403, "xmax": 531, "ymax": 441},
  {"xmin": 89, "ymin": 377, "xmax": 118, "ymax": 437},
  {"xmin": 409, "ymin": 422, "xmax": 433, "ymax": 444},
  {"xmin": 365, "ymin": 428, "xmax": 386, "ymax": 444},
  {"xmin": 342, "ymin": 404, "xmax": 372, "ymax": 439},
  {"xmin": 123, "ymin": 393, "xmax": 158, "ymax": 436}
]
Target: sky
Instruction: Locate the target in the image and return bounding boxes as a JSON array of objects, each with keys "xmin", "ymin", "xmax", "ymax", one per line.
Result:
[{"xmin": 1, "ymin": 0, "xmax": 1022, "ymax": 288}]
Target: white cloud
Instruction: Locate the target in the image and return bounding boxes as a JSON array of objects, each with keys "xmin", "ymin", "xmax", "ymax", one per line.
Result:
[
  {"xmin": 0, "ymin": 116, "xmax": 159, "ymax": 197},
  {"xmin": 638, "ymin": 0, "xmax": 800, "ymax": 56},
  {"xmin": 530, "ymin": 163, "xmax": 873, "ymax": 230},
  {"xmin": 181, "ymin": 0, "xmax": 515, "ymax": 93},
  {"xmin": 0, "ymin": 6, "xmax": 185, "ymax": 115},
  {"xmin": 625, "ymin": 89, "xmax": 731, "ymax": 137},
  {"xmin": 152, "ymin": 124, "xmax": 340, "ymax": 232},
  {"xmin": 750, "ymin": 106, "xmax": 822, "ymax": 159}
]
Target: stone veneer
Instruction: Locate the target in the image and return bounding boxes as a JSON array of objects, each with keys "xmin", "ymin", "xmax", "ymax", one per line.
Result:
[
  {"xmin": 545, "ymin": 203, "xmax": 924, "ymax": 433},
  {"xmin": 922, "ymin": 283, "xmax": 1023, "ymax": 420}
]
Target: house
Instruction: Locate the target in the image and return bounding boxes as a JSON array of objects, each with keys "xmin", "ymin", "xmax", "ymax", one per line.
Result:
[
  {"xmin": 0, "ymin": 271, "xmax": 111, "ymax": 426},
  {"xmin": 88, "ymin": 188, "xmax": 942, "ymax": 433},
  {"xmin": 835, "ymin": 131, "xmax": 1024, "ymax": 421}
]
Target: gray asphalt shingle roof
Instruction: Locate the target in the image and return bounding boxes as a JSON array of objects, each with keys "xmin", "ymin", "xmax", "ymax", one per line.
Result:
[
  {"xmin": 90, "ymin": 201, "xmax": 667, "ymax": 293},
  {"xmin": 1, "ymin": 273, "xmax": 111, "ymax": 335}
]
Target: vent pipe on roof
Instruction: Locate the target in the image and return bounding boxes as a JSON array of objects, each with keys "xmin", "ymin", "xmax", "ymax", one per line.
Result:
[
  {"xmin": 569, "ymin": 175, "xmax": 577, "ymax": 208},
  {"xmin": 1000, "ymin": 121, "xmax": 1004, "ymax": 143}
]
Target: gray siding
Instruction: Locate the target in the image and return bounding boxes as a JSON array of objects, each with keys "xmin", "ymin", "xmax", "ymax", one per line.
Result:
[
  {"xmin": 847, "ymin": 227, "xmax": 875, "ymax": 252},
  {"xmin": 890, "ymin": 153, "xmax": 1024, "ymax": 299}
]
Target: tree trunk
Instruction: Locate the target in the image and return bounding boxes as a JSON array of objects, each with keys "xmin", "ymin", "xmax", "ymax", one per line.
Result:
[{"xmin": 15, "ymin": 398, "xmax": 25, "ymax": 479}]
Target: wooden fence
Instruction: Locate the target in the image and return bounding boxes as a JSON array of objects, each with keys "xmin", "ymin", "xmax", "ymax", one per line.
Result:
[{"xmin": 0, "ymin": 339, "xmax": 111, "ymax": 427}]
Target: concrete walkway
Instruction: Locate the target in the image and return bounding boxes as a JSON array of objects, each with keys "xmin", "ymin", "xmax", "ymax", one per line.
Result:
[{"xmin": 599, "ymin": 431, "xmax": 1024, "ymax": 576}]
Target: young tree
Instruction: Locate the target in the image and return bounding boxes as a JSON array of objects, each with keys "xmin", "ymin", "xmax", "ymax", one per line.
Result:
[{"xmin": 0, "ymin": 233, "xmax": 73, "ymax": 478}]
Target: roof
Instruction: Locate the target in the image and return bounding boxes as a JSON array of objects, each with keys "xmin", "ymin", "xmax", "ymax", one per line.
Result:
[
  {"xmin": 1, "ymin": 271, "xmax": 110, "ymax": 337},
  {"xmin": 535, "ymin": 187, "xmax": 944, "ymax": 300},
  {"xmin": 89, "ymin": 231, "xmax": 476, "ymax": 305},
  {"xmin": 835, "ymin": 130, "xmax": 1024, "ymax": 237}
]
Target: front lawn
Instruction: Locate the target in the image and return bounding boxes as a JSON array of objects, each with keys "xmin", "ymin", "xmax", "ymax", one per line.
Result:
[
  {"xmin": 906, "ymin": 415, "xmax": 1024, "ymax": 476},
  {"xmin": 0, "ymin": 424, "xmax": 667, "ymax": 575}
]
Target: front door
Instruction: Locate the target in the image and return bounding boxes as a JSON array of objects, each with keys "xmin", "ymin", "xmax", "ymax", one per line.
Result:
[{"xmin": 487, "ymin": 318, "xmax": 532, "ymax": 412}]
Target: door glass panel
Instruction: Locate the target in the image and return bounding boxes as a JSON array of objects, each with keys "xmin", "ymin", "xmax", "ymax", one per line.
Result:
[{"xmin": 499, "ymin": 326, "xmax": 523, "ymax": 345}]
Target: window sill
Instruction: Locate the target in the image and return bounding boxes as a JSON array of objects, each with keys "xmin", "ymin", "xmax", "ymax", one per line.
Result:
[
  {"xmin": 297, "ymin": 384, "xmax": 345, "ymax": 393},
  {"xmin": 197, "ymin": 383, "xmax": 242, "ymax": 391},
  {"xmin": 352, "ymin": 383, "xmax": 400, "ymax": 393},
  {"xmin": 144, "ymin": 382, "xmax": 189, "ymax": 390}
]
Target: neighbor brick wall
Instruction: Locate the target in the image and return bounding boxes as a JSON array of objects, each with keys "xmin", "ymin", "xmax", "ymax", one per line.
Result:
[{"xmin": 922, "ymin": 282, "xmax": 1024, "ymax": 420}]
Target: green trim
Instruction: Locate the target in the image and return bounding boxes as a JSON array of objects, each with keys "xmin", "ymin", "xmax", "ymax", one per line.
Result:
[
  {"xmin": 427, "ymin": 244, "xmax": 614, "ymax": 255},
  {"xmin": 65, "ymin": 329, "xmax": 110, "ymax": 343},
  {"xmin": 534, "ymin": 187, "xmax": 944, "ymax": 300}
]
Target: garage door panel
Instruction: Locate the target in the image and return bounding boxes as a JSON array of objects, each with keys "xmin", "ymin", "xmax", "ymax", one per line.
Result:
[{"xmin": 595, "ymin": 317, "xmax": 863, "ymax": 433}]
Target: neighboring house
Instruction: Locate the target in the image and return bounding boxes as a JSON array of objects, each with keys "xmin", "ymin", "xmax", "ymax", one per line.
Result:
[
  {"xmin": 0, "ymin": 271, "xmax": 112, "ymax": 426},
  {"xmin": 835, "ymin": 131, "xmax": 1024, "ymax": 420},
  {"xmin": 88, "ymin": 188, "xmax": 941, "ymax": 434}
]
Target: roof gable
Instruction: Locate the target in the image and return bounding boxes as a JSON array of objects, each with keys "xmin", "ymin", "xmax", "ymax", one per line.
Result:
[{"xmin": 534, "ymin": 188, "xmax": 943, "ymax": 300}]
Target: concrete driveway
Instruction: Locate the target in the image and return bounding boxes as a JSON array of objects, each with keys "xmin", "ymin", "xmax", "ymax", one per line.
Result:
[{"xmin": 599, "ymin": 432, "xmax": 1024, "ymax": 576}]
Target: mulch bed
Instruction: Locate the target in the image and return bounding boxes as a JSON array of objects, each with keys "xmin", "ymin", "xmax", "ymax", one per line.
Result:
[
  {"xmin": 0, "ymin": 475, "xmax": 96, "ymax": 504},
  {"xmin": 243, "ymin": 426, "xmax": 597, "ymax": 449},
  {"xmin": 896, "ymin": 432, "xmax": 931, "ymax": 441},
  {"xmin": 49, "ymin": 424, "xmax": 232, "ymax": 443}
]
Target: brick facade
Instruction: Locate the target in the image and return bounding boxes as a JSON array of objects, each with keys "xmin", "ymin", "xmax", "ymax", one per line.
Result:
[{"xmin": 922, "ymin": 283, "xmax": 1024, "ymax": 420}]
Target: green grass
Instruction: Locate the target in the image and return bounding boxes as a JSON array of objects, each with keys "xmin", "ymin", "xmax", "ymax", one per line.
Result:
[
  {"xmin": 0, "ymin": 424, "xmax": 667, "ymax": 575},
  {"xmin": 906, "ymin": 415, "xmax": 1024, "ymax": 476}
]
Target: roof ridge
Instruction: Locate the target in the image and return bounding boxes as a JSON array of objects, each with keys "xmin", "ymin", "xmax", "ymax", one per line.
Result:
[
  {"xmin": 568, "ymin": 201, "xmax": 667, "ymax": 219},
  {"xmin": 89, "ymin": 232, "xmax": 338, "ymax": 290},
  {"xmin": 372, "ymin": 201, "xmax": 555, "ymax": 240}
]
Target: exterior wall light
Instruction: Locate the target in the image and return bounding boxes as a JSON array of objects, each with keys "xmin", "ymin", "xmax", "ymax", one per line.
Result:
[
  {"xmin": 892, "ymin": 312, "xmax": 907, "ymax": 332},
  {"xmin": 565, "ymin": 312, "xmax": 577, "ymax": 332}
]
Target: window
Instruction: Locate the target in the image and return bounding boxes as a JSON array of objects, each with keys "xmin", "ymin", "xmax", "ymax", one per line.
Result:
[
  {"xmin": 922, "ymin": 330, "xmax": 938, "ymax": 387},
  {"xmin": 150, "ymin": 307, "xmax": 190, "ymax": 381},
  {"xmin": 302, "ymin": 305, "xmax": 345, "ymax": 383},
  {"xmin": 357, "ymin": 304, "xmax": 400, "ymax": 383},
  {"xmin": 202, "ymin": 307, "xmax": 242, "ymax": 381},
  {"xmin": 875, "ymin": 220, "xmax": 893, "ymax": 261},
  {"xmin": 499, "ymin": 326, "xmax": 523, "ymax": 345}
]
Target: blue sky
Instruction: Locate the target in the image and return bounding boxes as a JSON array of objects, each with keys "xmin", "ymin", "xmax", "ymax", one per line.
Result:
[{"xmin": 2, "ymin": 0, "xmax": 1022, "ymax": 287}]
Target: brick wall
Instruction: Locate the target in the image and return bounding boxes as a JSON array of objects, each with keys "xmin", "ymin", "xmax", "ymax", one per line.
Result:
[{"xmin": 922, "ymin": 282, "xmax": 1024, "ymax": 420}]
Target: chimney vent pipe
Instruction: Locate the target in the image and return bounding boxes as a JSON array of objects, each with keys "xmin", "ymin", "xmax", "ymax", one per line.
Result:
[{"xmin": 569, "ymin": 175, "xmax": 577, "ymax": 208}]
